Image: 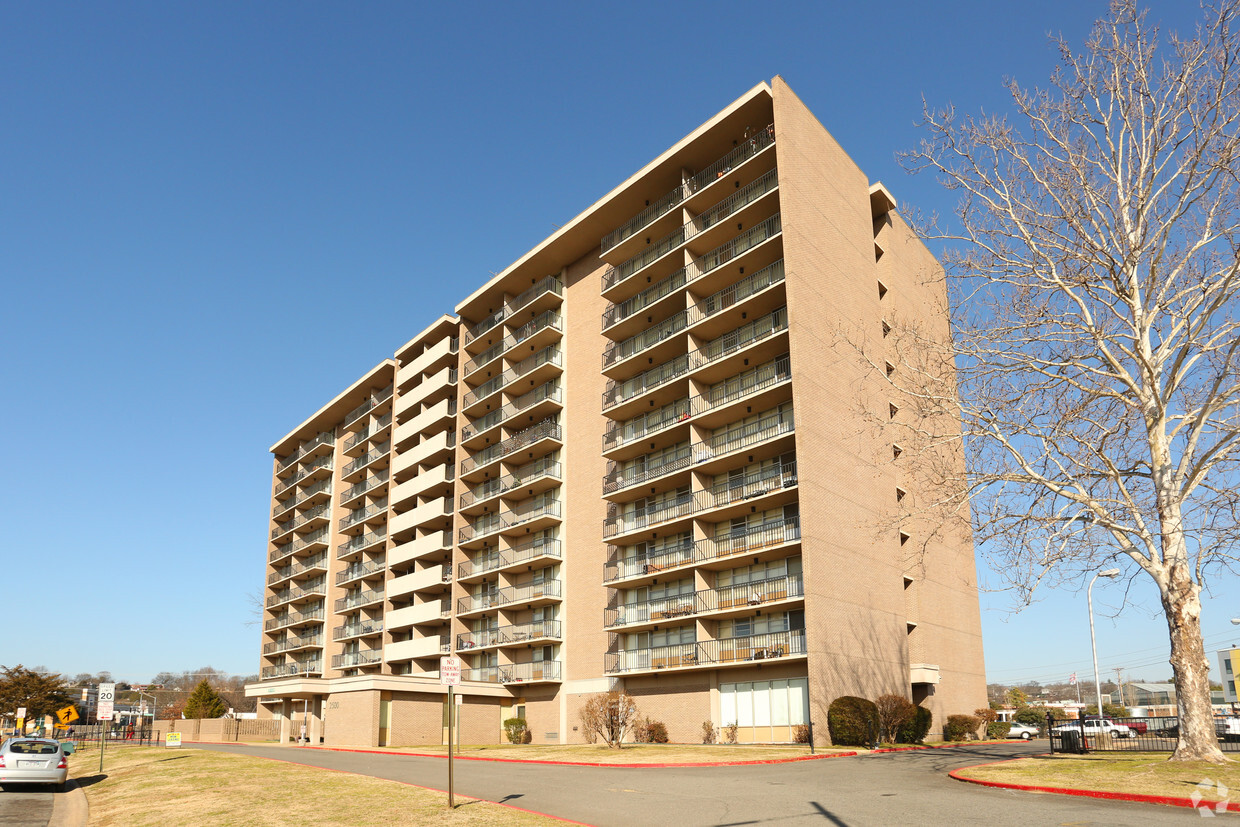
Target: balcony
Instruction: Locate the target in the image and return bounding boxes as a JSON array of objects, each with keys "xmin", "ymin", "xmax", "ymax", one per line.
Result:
[
  {"xmin": 689, "ymin": 308, "xmax": 788, "ymax": 385},
  {"xmin": 394, "ymin": 398, "xmax": 457, "ymax": 452},
  {"xmin": 459, "ymin": 497, "xmax": 561, "ymax": 545},
  {"xmin": 694, "ymin": 407, "xmax": 795, "ymax": 473},
  {"xmin": 460, "ymin": 458, "xmax": 561, "ymax": 511},
  {"xmin": 268, "ymin": 552, "xmax": 329, "ymax": 586},
  {"xmin": 343, "ymin": 385, "xmax": 394, "ymax": 429},
  {"xmin": 386, "ymin": 635, "xmax": 451, "ymax": 661},
  {"xmin": 390, "ymin": 463, "xmax": 453, "ymax": 508},
  {"xmin": 461, "ymin": 382, "xmax": 561, "ymax": 445},
  {"xmin": 264, "ymin": 607, "xmax": 325, "ymax": 632},
  {"xmin": 605, "ymin": 629, "xmax": 805, "ymax": 675},
  {"xmin": 603, "ymin": 444, "xmax": 692, "ymax": 496},
  {"xmin": 385, "ymin": 598, "xmax": 451, "ymax": 630},
  {"xmin": 461, "ymin": 345, "xmax": 561, "ymax": 412},
  {"xmin": 266, "ymin": 580, "xmax": 327, "ymax": 608},
  {"xmin": 605, "ymin": 574, "xmax": 804, "ymax": 629},
  {"xmin": 260, "ymin": 660, "xmax": 322, "ymax": 680},
  {"xmin": 603, "ymin": 398, "xmax": 691, "ymax": 455},
  {"xmin": 459, "ymin": 417, "xmax": 561, "ymax": 478},
  {"xmin": 604, "ymin": 518, "xmax": 802, "ymax": 584},
  {"xmin": 397, "ymin": 334, "xmax": 459, "ymax": 391},
  {"xmin": 602, "ymin": 311, "xmax": 688, "ymax": 374},
  {"xmin": 333, "ymin": 620, "xmax": 384, "ymax": 641},
  {"xmin": 274, "ymin": 453, "xmax": 333, "ymax": 497},
  {"xmin": 463, "ymin": 276, "xmax": 563, "ymax": 346},
  {"xmin": 602, "ymin": 354, "xmax": 691, "ymax": 413},
  {"xmin": 686, "ymin": 259, "xmax": 785, "ymax": 329},
  {"xmin": 334, "ymin": 587, "xmax": 384, "ymax": 613},
  {"xmin": 339, "ymin": 498, "xmax": 388, "ymax": 531},
  {"xmin": 458, "ymin": 538, "xmax": 562, "ymax": 581},
  {"xmin": 457, "ymin": 579, "xmax": 562, "ymax": 616},
  {"xmin": 457, "ymin": 620, "xmax": 562, "ymax": 651},
  {"xmin": 273, "ymin": 478, "xmax": 333, "ymax": 520},
  {"xmin": 388, "ymin": 563, "xmax": 452, "ymax": 599},
  {"xmin": 332, "ymin": 649, "xmax": 382, "ymax": 669},
  {"xmin": 342, "ymin": 442, "xmax": 390, "ymax": 481},
  {"xmin": 603, "ymin": 492, "xmax": 693, "ymax": 540},
  {"xmin": 463, "ymin": 309, "xmax": 563, "ymax": 378},
  {"xmin": 695, "ymin": 459, "xmax": 797, "ymax": 516},
  {"xmin": 602, "ymin": 268, "xmax": 687, "ymax": 334},
  {"xmin": 600, "ymin": 124, "xmax": 774, "ymax": 256},
  {"xmin": 272, "ymin": 502, "xmax": 331, "ymax": 541},
  {"xmin": 270, "ymin": 526, "xmax": 331, "ymax": 564},
  {"xmin": 340, "ymin": 469, "xmax": 389, "ymax": 507},
  {"xmin": 461, "ymin": 661, "xmax": 561, "ymax": 685},
  {"xmin": 336, "ymin": 529, "xmax": 387, "ymax": 560},
  {"xmin": 688, "ymin": 354, "xmax": 791, "ymax": 428},
  {"xmin": 276, "ymin": 431, "xmax": 335, "ymax": 472},
  {"xmin": 600, "ymin": 228, "xmax": 685, "ymax": 298},
  {"xmin": 262, "ymin": 631, "xmax": 323, "ymax": 656},
  {"xmin": 389, "ymin": 528, "xmax": 452, "ymax": 567},
  {"xmin": 336, "ymin": 557, "xmax": 387, "ymax": 586},
  {"xmin": 687, "ymin": 214, "xmax": 782, "ymax": 281},
  {"xmin": 389, "ymin": 496, "xmax": 452, "ymax": 540}
]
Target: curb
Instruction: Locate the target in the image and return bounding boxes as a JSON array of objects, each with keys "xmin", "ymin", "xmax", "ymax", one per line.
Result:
[
  {"xmin": 949, "ymin": 758, "xmax": 1240, "ymax": 813},
  {"xmin": 49, "ymin": 778, "xmax": 89, "ymax": 827},
  {"xmin": 288, "ymin": 744, "xmax": 859, "ymax": 768},
  {"xmin": 871, "ymin": 739, "xmax": 1022, "ymax": 754}
]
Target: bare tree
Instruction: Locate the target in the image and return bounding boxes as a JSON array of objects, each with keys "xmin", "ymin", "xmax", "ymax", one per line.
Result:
[
  {"xmin": 578, "ymin": 691, "xmax": 640, "ymax": 748},
  {"xmin": 885, "ymin": 0, "xmax": 1240, "ymax": 762},
  {"xmin": 875, "ymin": 694, "xmax": 917, "ymax": 744}
]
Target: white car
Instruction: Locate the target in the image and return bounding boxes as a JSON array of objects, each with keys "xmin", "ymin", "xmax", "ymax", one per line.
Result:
[
  {"xmin": 1007, "ymin": 722, "xmax": 1039, "ymax": 740},
  {"xmin": 1053, "ymin": 719, "xmax": 1134, "ymax": 738}
]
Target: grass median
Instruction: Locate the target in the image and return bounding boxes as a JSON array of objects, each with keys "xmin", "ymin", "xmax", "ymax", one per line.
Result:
[
  {"xmin": 955, "ymin": 753, "xmax": 1240, "ymax": 802},
  {"xmin": 69, "ymin": 746, "xmax": 562, "ymax": 827},
  {"xmin": 338, "ymin": 743, "xmax": 837, "ymax": 763}
]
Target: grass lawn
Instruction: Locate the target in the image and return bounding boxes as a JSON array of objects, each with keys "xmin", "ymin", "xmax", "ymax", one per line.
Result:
[
  {"xmin": 955, "ymin": 753, "xmax": 1240, "ymax": 802},
  {"xmin": 354, "ymin": 743, "xmax": 840, "ymax": 763},
  {"xmin": 69, "ymin": 746, "xmax": 562, "ymax": 827}
]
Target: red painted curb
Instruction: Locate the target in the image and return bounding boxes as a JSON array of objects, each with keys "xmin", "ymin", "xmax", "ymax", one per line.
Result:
[
  {"xmin": 949, "ymin": 759, "xmax": 1240, "ymax": 813},
  {"xmin": 292, "ymin": 743, "xmax": 857, "ymax": 768},
  {"xmin": 871, "ymin": 739, "xmax": 1022, "ymax": 754}
]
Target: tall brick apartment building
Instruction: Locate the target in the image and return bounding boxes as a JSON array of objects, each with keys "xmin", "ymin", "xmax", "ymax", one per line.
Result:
[{"xmin": 247, "ymin": 77, "xmax": 986, "ymax": 747}]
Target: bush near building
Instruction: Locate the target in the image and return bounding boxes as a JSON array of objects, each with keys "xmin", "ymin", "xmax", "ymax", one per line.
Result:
[
  {"xmin": 896, "ymin": 707, "xmax": 933, "ymax": 744},
  {"xmin": 827, "ymin": 696, "xmax": 879, "ymax": 747},
  {"xmin": 944, "ymin": 714, "xmax": 982, "ymax": 742}
]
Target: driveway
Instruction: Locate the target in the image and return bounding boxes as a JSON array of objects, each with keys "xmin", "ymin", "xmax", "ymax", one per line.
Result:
[
  {"xmin": 198, "ymin": 741, "xmax": 1206, "ymax": 825},
  {"xmin": 0, "ymin": 788, "xmax": 54, "ymax": 827}
]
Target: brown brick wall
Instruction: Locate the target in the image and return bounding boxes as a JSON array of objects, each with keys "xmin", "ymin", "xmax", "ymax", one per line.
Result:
[{"xmin": 325, "ymin": 690, "xmax": 379, "ymax": 747}]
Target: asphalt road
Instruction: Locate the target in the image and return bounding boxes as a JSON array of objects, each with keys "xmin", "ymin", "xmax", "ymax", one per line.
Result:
[
  {"xmin": 198, "ymin": 741, "xmax": 1210, "ymax": 825},
  {"xmin": 0, "ymin": 788, "xmax": 53, "ymax": 827}
]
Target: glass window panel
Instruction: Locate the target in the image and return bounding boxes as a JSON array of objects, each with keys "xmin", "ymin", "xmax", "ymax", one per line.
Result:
[{"xmin": 753, "ymin": 682, "xmax": 771, "ymax": 726}]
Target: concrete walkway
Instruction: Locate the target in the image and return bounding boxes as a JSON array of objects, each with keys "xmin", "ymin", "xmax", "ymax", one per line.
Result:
[
  {"xmin": 0, "ymin": 780, "xmax": 85, "ymax": 827},
  {"xmin": 198, "ymin": 741, "xmax": 1204, "ymax": 825}
]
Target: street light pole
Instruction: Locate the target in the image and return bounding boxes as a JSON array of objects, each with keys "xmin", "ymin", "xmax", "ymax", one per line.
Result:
[{"xmin": 1089, "ymin": 569, "xmax": 1122, "ymax": 718}]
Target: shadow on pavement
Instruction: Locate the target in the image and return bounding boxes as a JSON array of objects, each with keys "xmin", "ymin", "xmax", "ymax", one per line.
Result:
[{"xmin": 70, "ymin": 774, "xmax": 108, "ymax": 788}]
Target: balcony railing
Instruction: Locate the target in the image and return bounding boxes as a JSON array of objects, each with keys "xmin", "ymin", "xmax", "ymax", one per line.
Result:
[
  {"xmin": 602, "ymin": 354, "xmax": 691, "ymax": 410},
  {"xmin": 459, "ymin": 498, "xmax": 561, "ymax": 544},
  {"xmin": 457, "ymin": 620, "xmax": 562, "ymax": 650},
  {"xmin": 688, "ymin": 214, "xmax": 781, "ymax": 279},
  {"xmin": 460, "ymin": 458, "xmax": 562, "ymax": 509},
  {"xmin": 699, "ymin": 459, "xmax": 797, "ymax": 510},
  {"xmin": 603, "ymin": 398, "xmax": 690, "ymax": 453},
  {"xmin": 274, "ymin": 478, "xmax": 333, "ymax": 519},
  {"xmin": 603, "ymin": 444, "xmax": 692, "ymax": 494},
  {"xmin": 332, "ymin": 649, "xmax": 382, "ymax": 669},
  {"xmin": 603, "ymin": 518, "xmax": 802, "ymax": 583},
  {"xmin": 276, "ymin": 431, "xmax": 335, "ymax": 472},
  {"xmin": 343, "ymin": 385, "xmax": 393, "ymax": 428},
  {"xmin": 263, "ymin": 632, "xmax": 323, "ymax": 655},
  {"xmin": 702, "ymin": 408, "xmax": 794, "ymax": 459},
  {"xmin": 337, "ymin": 529, "xmax": 387, "ymax": 559},
  {"xmin": 460, "ymin": 417, "xmax": 561, "ymax": 475},
  {"xmin": 335, "ymin": 588, "xmax": 385, "ymax": 612},
  {"xmin": 333, "ymin": 620, "xmax": 384, "ymax": 641},
  {"xmin": 339, "ymin": 498, "xmax": 388, "ymax": 531},
  {"xmin": 272, "ymin": 502, "xmax": 331, "ymax": 540},
  {"xmin": 342, "ymin": 442, "xmax": 390, "ymax": 477},
  {"xmin": 605, "ymin": 574, "xmax": 804, "ymax": 628},
  {"xmin": 462, "ymin": 346, "xmax": 561, "ymax": 408},
  {"xmin": 266, "ymin": 579, "xmax": 327, "ymax": 608},
  {"xmin": 500, "ymin": 661, "xmax": 561, "ymax": 683},
  {"xmin": 274, "ymin": 453, "xmax": 333, "ymax": 496},
  {"xmin": 602, "ymin": 268, "xmax": 687, "ymax": 331},
  {"xmin": 260, "ymin": 660, "xmax": 322, "ymax": 679},
  {"xmin": 341, "ymin": 469, "xmax": 388, "ymax": 503},
  {"xmin": 458, "ymin": 538, "xmax": 562, "ymax": 580},
  {"xmin": 268, "ymin": 552, "xmax": 329, "ymax": 585},
  {"xmin": 605, "ymin": 629, "xmax": 804, "ymax": 674},
  {"xmin": 686, "ymin": 260, "xmax": 785, "ymax": 326},
  {"xmin": 689, "ymin": 168, "xmax": 779, "ymax": 238},
  {"xmin": 463, "ymin": 277, "xmax": 563, "ymax": 345},
  {"xmin": 599, "ymin": 124, "xmax": 774, "ymax": 255},
  {"xmin": 601, "ymin": 227, "xmax": 685, "ymax": 294},
  {"xmin": 461, "ymin": 382, "xmax": 561, "ymax": 442},
  {"xmin": 457, "ymin": 579, "xmax": 562, "ymax": 614},
  {"xmin": 602, "ymin": 311, "xmax": 688, "ymax": 370},
  {"xmin": 465, "ymin": 309, "xmax": 564, "ymax": 380},
  {"xmin": 264, "ymin": 607, "xmax": 325, "ymax": 632},
  {"xmin": 699, "ymin": 307, "xmax": 787, "ymax": 363},
  {"xmin": 336, "ymin": 557, "xmax": 386, "ymax": 586}
]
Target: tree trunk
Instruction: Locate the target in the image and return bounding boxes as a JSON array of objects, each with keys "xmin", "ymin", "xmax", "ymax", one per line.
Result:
[{"xmin": 1163, "ymin": 564, "xmax": 1229, "ymax": 763}]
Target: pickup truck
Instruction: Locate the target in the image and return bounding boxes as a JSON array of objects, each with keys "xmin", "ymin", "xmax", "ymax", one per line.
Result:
[
  {"xmin": 1082, "ymin": 715, "xmax": 1147, "ymax": 734},
  {"xmin": 1053, "ymin": 719, "xmax": 1135, "ymax": 738}
]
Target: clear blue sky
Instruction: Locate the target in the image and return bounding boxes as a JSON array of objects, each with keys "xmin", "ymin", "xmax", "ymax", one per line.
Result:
[{"xmin": 3, "ymin": 0, "xmax": 1232, "ymax": 690}]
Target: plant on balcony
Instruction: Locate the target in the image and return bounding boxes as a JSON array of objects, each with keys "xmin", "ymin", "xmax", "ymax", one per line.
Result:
[
  {"xmin": 826, "ymin": 696, "xmax": 879, "ymax": 747},
  {"xmin": 875, "ymin": 694, "xmax": 916, "ymax": 744},
  {"xmin": 578, "ymin": 691, "xmax": 640, "ymax": 749},
  {"xmin": 503, "ymin": 717, "xmax": 530, "ymax": 745},
  {"xmin": 895, "ymin": 707, "xmax": 933, "ymax": 744}
]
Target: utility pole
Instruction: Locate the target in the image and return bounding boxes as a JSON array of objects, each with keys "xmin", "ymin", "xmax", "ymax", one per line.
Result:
[{"xmin": 1113, "ymin": 668, "xmax": 1125, "ymax": 709}]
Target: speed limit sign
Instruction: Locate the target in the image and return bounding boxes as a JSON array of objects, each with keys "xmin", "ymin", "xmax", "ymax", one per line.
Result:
[{"xmin": 97, "ymin": 683, "xmax": 116, "ymax": 721}]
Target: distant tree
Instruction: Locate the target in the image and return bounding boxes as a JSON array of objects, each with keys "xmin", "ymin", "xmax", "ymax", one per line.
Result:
[
  {"xmin": 0, "ymin": 665, "xmax": 72, "ymax": 721},
  {"xmin": 182, "ymin": 680, "xmax": 226, "ymax": 719},
  {"xmin": 1005, "ymin": 688, "xmax": 1028, "ymax": 709},
  {"xmin": 71, "ymin": 673, "xmax": 93, "ymax": 686},
  {"xmin": 1013, "ymin": 708, "xmax": 1046, "ymax": 727}
]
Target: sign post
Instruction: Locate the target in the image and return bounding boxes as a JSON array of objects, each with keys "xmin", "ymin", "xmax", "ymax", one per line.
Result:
[
  {"xmin": 440, "ymin": 656, "xmax": 461, "ymax": 808},
  {"xmin": 97, "ymin": 683, "xmax": 115, "ymax": 773}
]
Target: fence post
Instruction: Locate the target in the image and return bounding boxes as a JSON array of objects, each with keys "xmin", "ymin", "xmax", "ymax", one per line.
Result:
[{"xmin": 1047, "ymin": 712, "xmax": 1055, "ymax": 755}]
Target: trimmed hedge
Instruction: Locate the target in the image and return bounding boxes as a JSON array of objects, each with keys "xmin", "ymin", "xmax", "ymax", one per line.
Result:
[
  {"xmin": 987, "ymin": 721, "xmax": 1012, "ymax": 739},
  {"xmin": 827, "ymin": 696, "xmax": 879, "ymax": 747},
  {"xmin": 944, "ymin": 714, "xmax": 982, "ymax": 742},
  {"xmin": 895, "ymin": 706, "xmax": 933, "ymax": 744}
]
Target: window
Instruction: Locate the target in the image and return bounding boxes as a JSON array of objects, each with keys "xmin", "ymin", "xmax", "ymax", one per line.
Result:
[{"xmin": 720, "ymin": 678, "xmax": 809, "ymax": 729}]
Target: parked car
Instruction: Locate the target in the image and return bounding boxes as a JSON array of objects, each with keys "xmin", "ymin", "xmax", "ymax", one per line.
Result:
[
  {"xmin": 1007, "ymin": 722, "xmax": 1039, "ymax": 740},
  {"xmin": 1052, "ymin": 719, "xmax": 1135, "ymax": 738},
  {"xmin": 1215, "ymin": 717, "xmax": 1240, "ymax": 741},
  {"xmin": 0, "ymin": 738, "xmax": 71, "ymax": 791}
]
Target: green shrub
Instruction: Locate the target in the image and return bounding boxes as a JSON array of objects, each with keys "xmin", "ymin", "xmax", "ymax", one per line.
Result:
[
  {"xmin": 986, "ymin": 721, "xmax": 1011, "ymax": 739},
  {"xmin": 944, "ymin": 714, "xmax": 981, "ymax": 742},
  {"xmin": 827, "ymin": 696, "xmax": 879, "ymax": 747},
  {"xmin": 503, "ymin": 717, "xmax": 528, "ymax": 745},
  {"xmin": 1012, "ymin": 707, "xmax": 1045, "ymax": 727},
  {"xmin": 895, "ymin": 706, "xmax": 933, "ymax": 744}
]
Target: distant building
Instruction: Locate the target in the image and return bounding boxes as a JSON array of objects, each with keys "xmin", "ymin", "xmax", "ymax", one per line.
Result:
[
  {"xmin": 1111, "ymin": 682, "xmax": 1176, "ymax": 708},
  {"xmin": 1218, "ymin": 648, "xmax": 1240, "ymax": 704}
]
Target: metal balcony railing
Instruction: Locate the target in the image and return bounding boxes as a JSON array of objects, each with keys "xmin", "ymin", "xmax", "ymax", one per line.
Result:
[
  {"xmin": 460, "ymin": 458, "xmax": 562, "ymax": 509},
  {"xmin": 461, "ymin": 382, "xmax": 561, "ymax": 442},
  {"xmin": 463, "ymin": 666, "xmax": 499, "ymax": 683},
  {"xmin": 601, "ymin": 228, "xmax": 685, "ymax": 294},
  {"xmin": 688, "ymin": 168, "xmax": 779, "ymax": 238},
  {"xmin": 458, "ymin": 538, "xmax": 562, "ymax": 580},
  {"xmin": 463, "ymin": 277, "xmax": 563, "ymax": 345},
  {"xmin": 457, "ymin": 620, "xmax": 561, "ymax": 650},
  {"xmin": 699, "ymin": 308, "xmax": 787, "ymax": 363},
  {"xmin": 688, "ymin": 214, "xmax": 781, "ymax": 279},
  {"xmin": 605, "ymin": 629, "xmax": 804, "ymax": 674},
  {"xmin": 343, "ymin": 443, "xmax": 390, "ymax": 477},
  {"xmin": 457, "ymin": 579, "xmax": 562, "ymax": 614},
  {"xmin": 699, "ymin": 460, "xmax": 797, "ymax": 509},
  {"xmin": 459, "ymin": 417, "xmax": 561, "ymax": 475},
  {"xmin": 272, "ymin": 501, "xmax": 331, "ymax": 540},
  {"xmin": 262, "ymin": 632, "xmax": 323, "ymax": 655},
  {"xmin": 602, "ymin": 354, "xmax": 691, "ymax": 410},
  {"xmin": 500, "ymin": 661, "xmax": 561, "ymax": 683},
  {"xmin": 691, "ymin": 353, "xmax": 791, "ymax": 414},
  {"xmin": 334, "ymin": 588, "xmax": 384, "ymax": 613},
  {"xmin": 339, "ymin": 498, "xmax": 388, "ymax": 531},
  {"xmin": 332, "ymin": 649, "xmax": 382, "ymax": 669},
  {"xmin": 333, "ymin": 620, "xmax": 384, "ymax": 641},
  {"xmin": 274, "ymin": 453, "xmax": 333, "ymax": 496},
  {"xmin": 602, "ymin": 268, "xmax": 687, "ymax": 331},
  {"xmin": 686, "ymin": 260, "xmax": 785, "ymax": 326},
  {"xmin": 462, "ymin": 346, "xmax": 561, "ymax": 408},
  {"xmin": 602, "ymin": 311, "xmax": 688, "ymax": 370},
  {"xmin": 603, "ymin": 518, "xmax": 802, "ymax": 583},
  {"xmin": 266, "ymin": 579, "xmax": 327, "ymax": 608},
  {"xmin": 276, "ymin": 431, "xmax": 335, "ymax": 472},
  {"xmin": 268, "ymin": 552, "xmax": 329, "ymax": 585},
  {"xmin": 343, "ymin": 425, "xmax": 371, "ymax": 452},
  {"xmin": 603, "ymin": 398, "xmax": 691, "ymax": 453},
  {"xmin": 599, "ymin": 124, "xmax": 775, "ymax": 255},
  {"xmin": 343, "ymin": 385, "xmax": 393, "ymax": 428},
  {"xmin": 463, "ymin": 310, "xmax": 563, "ymax": 377},
  {"xmin": 260, "ymin": 660, "xmax": 322, "ymax": 679},
  {"xmin": 264, "ymin": 607, "xmax": 325, "ymax": 632},
  {"xmin": 459, "ymin": 498, "xmax": 561, "ymax": 544},
  {"xmin": 703, "ymin": 408, "xmax": 794, "ymax": 459},
  {"xmin": 603, "ymin": 444, "xmax": 692, "ymax": 494},
  {"xmin": 273, "ymin": 478, "xmax": 333, "ymax": 519},
  {"xmin": 605, "ymin": 574, "xmax": 803, "ymax": 628},
  {"xmin": 337, "ymin": 529, "xmax": 387, "ymax": 558},
  {"xmin": 341, "ymin": 469, "xmax": 389, "ymax": 503},
  {"xmin": 603, "ymin": 492, "xmax": 693, "ymax": 538},
  {"xmin": 336, "ymin": 557, "xmax": 387, "ymax": 586}
]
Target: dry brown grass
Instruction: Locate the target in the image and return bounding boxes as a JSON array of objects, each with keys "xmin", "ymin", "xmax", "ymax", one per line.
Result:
[
  {"xmin": 956, "ymin": 753, "xmax": 1240, "ymax": 802},
  {"xmin": 69, "ymin": 746, "xmax": 560, "ymax": 827},
  {"xmin": 357, "ymin": 742, "xmax": 837, "ymax": 763}
]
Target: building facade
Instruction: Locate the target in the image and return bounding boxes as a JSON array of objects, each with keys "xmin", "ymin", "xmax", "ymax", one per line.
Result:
[{"xmin": 246, "ymin": 78, "xmax": 986, "ymax": 747}]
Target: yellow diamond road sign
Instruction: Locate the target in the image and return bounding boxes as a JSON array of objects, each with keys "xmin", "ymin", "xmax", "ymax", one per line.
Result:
[{"xmin": 56, "ymin": 705, "xmax": 79, "ymax": 725}]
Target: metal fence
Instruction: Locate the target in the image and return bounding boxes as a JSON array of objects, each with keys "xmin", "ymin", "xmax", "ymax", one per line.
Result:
[
  {"xmin": 64, "ymin": 724, "xmax": 163, "ymax": 749},
  {"xmin": 1047, "ymin": 714, "xmax": 1240, "ymax": 754}
]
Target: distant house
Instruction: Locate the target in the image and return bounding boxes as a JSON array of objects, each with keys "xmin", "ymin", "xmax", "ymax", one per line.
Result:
[
  {"xmin": 1112, "ymin": 683, "xmax": 1176, "ymax": 707},
  {"xmin": 1219, "ymin": 648, "xmax": 1240, "ymax": 704}
]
